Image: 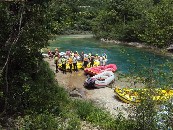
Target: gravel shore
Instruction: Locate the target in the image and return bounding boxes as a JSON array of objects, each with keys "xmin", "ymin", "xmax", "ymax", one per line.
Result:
[{"xmin": 45, "ymin": 58, "xmax": 136, "ymax": 118}]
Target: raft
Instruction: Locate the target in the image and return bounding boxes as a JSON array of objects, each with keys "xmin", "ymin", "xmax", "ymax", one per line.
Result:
[
  {"xmin": 84, "ymin": 71, "xmax": 115, "ymax": 88},
  {"xmin": 58, "ymin": 60, "xmax": 100, "ymax": 70},
  {"xmin": 114, "ymin": 87, "xmax": 173, "ymax": 104},
  {"xmin": 42, "ymin": 53, "xmax": 49, "ymax": 58},
  {"xmin": 84, "ymin": 64, "xmax": 117, "ymax": 75}
]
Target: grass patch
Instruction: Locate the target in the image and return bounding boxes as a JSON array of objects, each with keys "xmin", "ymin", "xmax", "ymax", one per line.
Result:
[{"xmin": 72, "ymin": 99, "xmax": 136, "ymax": 130}]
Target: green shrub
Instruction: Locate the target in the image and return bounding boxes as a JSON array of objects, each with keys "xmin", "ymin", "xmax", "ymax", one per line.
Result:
[
  {"xmin": 15, "ymin": 113, "xmax": 64, "ymax": 130},
  {"xmin": 73, "ymin": 99, "xmax": 136, "ymax": 130}
]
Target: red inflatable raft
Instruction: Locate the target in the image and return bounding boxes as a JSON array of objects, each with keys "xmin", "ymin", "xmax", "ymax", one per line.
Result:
[{"xmin": 84, "ymin": 64, "xmax": 117, "ymax": 75}]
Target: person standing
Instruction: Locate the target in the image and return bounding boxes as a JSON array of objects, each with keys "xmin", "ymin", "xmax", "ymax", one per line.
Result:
[
  {"xmin": 88, "ymin": 53, "xmax": 91, "ymax": 61},
  {"xmin": 90, "ymin": 55, "xmax": 95, "ymax": 67},
  {"xmin": 73, "ymin": 56, "xmax": 78, "ymax": 72},
  {"xmin": 66, "ymin": 49, "xmax": 71, "ymax": 59},
  {"xmin": 55, "ymin": 48, "xmax": 59, "ymax": 57},
  {"xmin": 102, "ymin": 52, "xmax": 107, "ymax": 66},
  {"xmin": 61, "ymin": 56, "xmax": 67, "ymax": 74},
  {"xmin": 68, "ymin": 56, "xmax": 73, "ymax": 73},
  {"xmin": 83, "ymin": 56, "xmax": 89, "ymax": 68},
  {"xmin": 99, "ymin": 56, "xmax": 103, "ymax": 66},
  {"xmin": 54, "ymin": 55, "xmax": 59, "ymax": 73},
  {"xmin": 55, "ymin": 48, "xmax": 59, "ymax": 52},
  {"xmin": 95, "ymin": 54, "xmax": 99, "ymax": 60},
  {"xmin": 102, "ymin": 56, "xmax": 106, "ymax": 66},
  {"xmin": 48, "ymin": 50, "xmax": 53, "ymax": 59},
  {"xmin": 102, "ymin": 52, "xmax": 107, "ymax": 59},
  {"xmin": 80, "ymin": 51, "xmax": 84, "ymax": 62}
]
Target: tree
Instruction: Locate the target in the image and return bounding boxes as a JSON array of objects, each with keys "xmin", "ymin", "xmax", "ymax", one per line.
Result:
[
  {"xmin": 50, "ymin": 0, "xmax": 103, "ymax": 34},
  {"xmin": 0, "ymin": 0, "xmax": 50, "ymax": 116},
  {"xmin": 92, "ymin": 0, "xmax": 153, "ymax": 41},
  {"xmin": 138, "ymin": 0, "xmax": 173, "ymax": 48}
]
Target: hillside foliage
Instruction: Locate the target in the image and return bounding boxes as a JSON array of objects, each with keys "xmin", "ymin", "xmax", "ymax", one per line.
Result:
[
  {"xmin": 50, "ymin": 0, "xmax": 173, "ymax": 48},
  {"xmin": 0, "ymin": 0, "xmax": 172, "ymax": 129}
]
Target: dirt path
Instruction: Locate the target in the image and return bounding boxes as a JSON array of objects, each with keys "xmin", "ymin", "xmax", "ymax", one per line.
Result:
[{"xmin": 45, "ymin": 58, "xmax": 133, "ymax": 118}]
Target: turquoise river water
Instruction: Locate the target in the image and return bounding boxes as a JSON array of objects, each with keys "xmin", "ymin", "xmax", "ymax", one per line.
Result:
[{"xmin": 49, "ymin": 35, "xmax": 173, "ymax": 85}]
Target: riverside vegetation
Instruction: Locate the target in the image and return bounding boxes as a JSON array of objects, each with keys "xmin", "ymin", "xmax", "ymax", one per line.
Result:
[{"xmin": 0, "ymin": 0, "xmax": 173, "ymax": 130}]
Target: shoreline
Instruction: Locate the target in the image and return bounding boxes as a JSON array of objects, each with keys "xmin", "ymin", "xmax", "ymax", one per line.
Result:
[
  {"xmin": 100, "ymin": 38, "xmax": 173, "ymax": 57},
  {"xmin": 44, "ymin": 57, "xmax": 144, "ymax": 118},
  {"xmin": 44, "ymin": 34, "xmax": 172, "ymax": 120},
  {"xmin": 49, "ymin": 34, "xmax": 173, "ymax": 57}
]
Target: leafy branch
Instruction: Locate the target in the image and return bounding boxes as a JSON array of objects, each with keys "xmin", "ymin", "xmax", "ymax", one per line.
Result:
[{"xmin": 0, "ymin": 2, "xmax": 25, "ymax": 117}]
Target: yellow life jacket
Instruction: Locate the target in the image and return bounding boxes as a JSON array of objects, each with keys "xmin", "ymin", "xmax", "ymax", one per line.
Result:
[
  {"xmin": 55, "ymin": 57, "xmax": 58, "ymax": 61},
  {"xmin": 54, "ymin": 57, "xmax": 58, "ymax": 64},
  {"xmin": 84, "ymin": 57, "xmax": 88, "ymax": 61},
  {"xmin": 68, "ymin": 58, "xmax": 73, "ymax": 64},
  {"xmin": 61, "ymin": 58, "xmax": 66, "ymax": 64}
]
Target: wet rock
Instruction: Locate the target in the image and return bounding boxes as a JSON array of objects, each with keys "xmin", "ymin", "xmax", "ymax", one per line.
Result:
[{"xmin": 69, "ymin": 88, "xmax": 86, "ymax": 98}]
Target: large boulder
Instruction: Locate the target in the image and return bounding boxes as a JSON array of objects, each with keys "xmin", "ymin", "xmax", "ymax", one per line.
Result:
[
  {"xmin": 69, "ymin": 88, "xmax": 86, "ymax": 98},
  {"xmin": 167, "ymin": 44, "xmax": 173, "ymax": 52}
]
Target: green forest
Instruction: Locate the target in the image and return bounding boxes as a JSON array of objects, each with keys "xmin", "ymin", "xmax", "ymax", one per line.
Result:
[
  {"xmin": 50, "ymin": 0, "xmax": 173, "ymax": 48},
  {"xmin": 0, "ymin": 0, "xmax": 173, "ymax": 129}
]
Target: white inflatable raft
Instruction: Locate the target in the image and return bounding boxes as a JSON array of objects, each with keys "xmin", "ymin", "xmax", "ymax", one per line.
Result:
[
  {"xmin": 42, "ymin": 53, "xmax": 49, "ymax": 58},
  {"xmin": 84, "ymin": 71, "xmax": 115, "ymax": 88}
]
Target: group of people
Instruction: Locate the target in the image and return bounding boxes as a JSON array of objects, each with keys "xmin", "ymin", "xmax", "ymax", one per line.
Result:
[{"xmin": 48, "ymin": 48, "xmax": 108, "ymax": 74}]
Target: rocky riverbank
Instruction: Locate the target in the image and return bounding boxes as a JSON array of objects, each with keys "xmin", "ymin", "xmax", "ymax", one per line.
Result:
[
  {"xmin": 100, "ymin": 38, "xmax": 173, "ymax": 57},
  {"xmin": 45, "ymin": 58, "xmax": 143, "ymax": 118}
]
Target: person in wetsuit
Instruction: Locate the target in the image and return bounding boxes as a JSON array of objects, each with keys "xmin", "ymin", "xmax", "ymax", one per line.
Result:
[
  {"xmin": 54, "ymin": 55, "xmax": 59, "ymax": 73},
  {"xmin": 61, "ymin": 56, "xmax": 67, "ymax": 74},
  {"xmin": 73, "ymin": 56, "xmax": 78, "ymax": 72},
  {"xmin": 68, "ymin": 56, "xmax": 73, "ymax": 73},
  {"xmin": 90, "ymin": 55, "xmax": 95, "ymax": 67},
  {"xmin": 83, "ymin": 56, "xmax": 89, "ymax": 68}
]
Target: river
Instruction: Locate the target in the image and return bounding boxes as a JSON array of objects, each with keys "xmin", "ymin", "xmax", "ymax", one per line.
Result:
[{"xmin": 48, "ymin": 35, "xmax": 173, "ymax": 86}]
